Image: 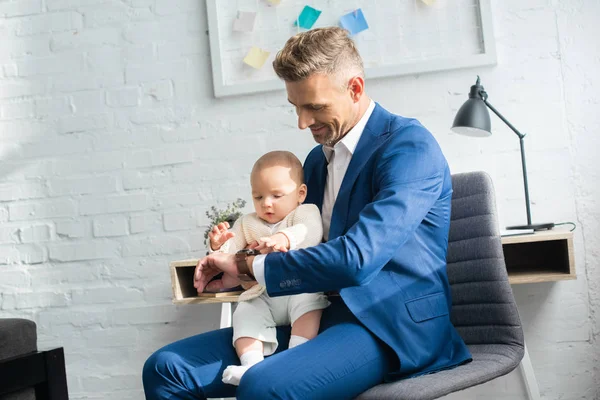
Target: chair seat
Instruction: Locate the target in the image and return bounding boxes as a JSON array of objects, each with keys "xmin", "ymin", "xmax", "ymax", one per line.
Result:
[{"xmin": 356, "ymin": 344, "xmax": 524, "ymax": 400}]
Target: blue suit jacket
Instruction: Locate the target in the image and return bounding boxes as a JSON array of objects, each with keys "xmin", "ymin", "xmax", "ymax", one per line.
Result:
[{"xmin": 264, "ymin": 103, "xmax": 471, "ymax": 380}]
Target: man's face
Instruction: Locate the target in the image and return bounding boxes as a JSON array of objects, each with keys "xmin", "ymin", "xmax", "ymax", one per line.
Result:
[{"xmin": 286, "ymin": 73, "xmax": 360, "ymax": 147}]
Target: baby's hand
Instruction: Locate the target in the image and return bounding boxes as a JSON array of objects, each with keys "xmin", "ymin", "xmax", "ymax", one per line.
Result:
[
  {"xmin": 255, "ymin": 233, "xmax": 289, "ymax": 253},
  {"xmin": 208, "ymin": 222, "xmax": 235, "ymax": 250}
]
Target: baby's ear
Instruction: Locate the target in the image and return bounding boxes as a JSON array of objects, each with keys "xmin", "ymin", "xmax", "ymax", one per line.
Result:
[{"xmin": 298, "ymin": 183, "xmax": 307, "ymax": 203}]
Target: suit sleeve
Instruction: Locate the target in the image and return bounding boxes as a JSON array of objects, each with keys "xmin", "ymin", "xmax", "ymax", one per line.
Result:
[{"xmin": 263, "ymin": 125, "xmax": 447, "ymax": 296}]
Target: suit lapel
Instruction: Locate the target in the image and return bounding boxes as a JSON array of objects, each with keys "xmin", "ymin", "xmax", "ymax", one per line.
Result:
[
  {"xmin": 328, "ymin": 103, "xmax": 392, "ymax": 239},
  {"xmin": 305, "ymin": 151, "xmax": 327, "ymax": 212}
]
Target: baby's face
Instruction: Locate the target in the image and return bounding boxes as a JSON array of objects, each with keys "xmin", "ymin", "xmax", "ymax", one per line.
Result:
[{"xmin": 251, "ymin": 165, "xmax": 307, "ymax": 224}]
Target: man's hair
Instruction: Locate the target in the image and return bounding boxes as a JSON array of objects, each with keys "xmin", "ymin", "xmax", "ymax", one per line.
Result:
[
  {"xmin": 251, "ymin": 151, "xmax": 304, "ymax": 185},
  {"xmin": 272, "ymin": 27, "xmax": 364, "ymax": 86}
]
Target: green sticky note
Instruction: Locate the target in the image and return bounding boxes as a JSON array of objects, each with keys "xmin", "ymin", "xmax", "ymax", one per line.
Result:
[{"xmin": 295, "ymin": 5, "xmax": 321, "ymax": 29}]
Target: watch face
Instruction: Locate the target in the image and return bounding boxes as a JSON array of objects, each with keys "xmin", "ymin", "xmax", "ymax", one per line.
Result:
[{"xmin": 238, "ymin": 248, "xmax": 260, "ymax": 256}]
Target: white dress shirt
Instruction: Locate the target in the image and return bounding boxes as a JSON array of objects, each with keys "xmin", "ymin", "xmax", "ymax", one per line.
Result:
[{"xmin": 253, "ymin": 100, "xmax": 376, "ymax": 287}]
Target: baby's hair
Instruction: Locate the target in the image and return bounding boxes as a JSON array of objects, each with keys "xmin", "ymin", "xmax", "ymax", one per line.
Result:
[{"xmin": 251, "ymin": 151, "xmax": 304, "ymax": 185}]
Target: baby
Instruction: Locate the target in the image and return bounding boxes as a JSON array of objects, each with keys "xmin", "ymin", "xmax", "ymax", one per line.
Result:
[{"xmin": 205, "ymin": 150, "xmax": 329, "ymax": 386}]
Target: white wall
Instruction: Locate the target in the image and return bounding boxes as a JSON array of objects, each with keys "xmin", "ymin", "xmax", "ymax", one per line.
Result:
[{"xmin": 0, "ymin": 0, "xmax": 598, "ymax": 399}]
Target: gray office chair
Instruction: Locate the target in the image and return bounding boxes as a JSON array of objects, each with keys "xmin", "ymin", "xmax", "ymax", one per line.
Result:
[{"xmin": 357, "ymin": 171, "xmax": 525, "ymax": 400}]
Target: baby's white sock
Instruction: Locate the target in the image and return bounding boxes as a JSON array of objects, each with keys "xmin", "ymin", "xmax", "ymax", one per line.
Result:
[
  {"xmin": 289, "ymin": 335, "xmax": 309, "ymax": 349},
  {"xmin": 222, "ymin": 350, "xmax": 264, "ymax": 386}
]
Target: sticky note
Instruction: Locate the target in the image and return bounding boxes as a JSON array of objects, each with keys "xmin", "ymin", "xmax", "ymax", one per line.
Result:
[
  {"xmin": 339, "ymin": 9, "xmax": 369, "ymax": 35},
  {"xmin": 233, "ymin": 11, "xmax": 257, "ymax": 32},
  {"xmin": 267, "ymin": 0, "xmax": 281, "ymax": 5},
  {"xmin": 420, "ymin": 0, "xmax": 436, "ymax": 5},
  {"xmin": 294, "ymin": 5, "xmax": 321, "ymax": 29},
  {"xmin": 243, "ymin": 47, "xmax": 271, "ymax": 69}
]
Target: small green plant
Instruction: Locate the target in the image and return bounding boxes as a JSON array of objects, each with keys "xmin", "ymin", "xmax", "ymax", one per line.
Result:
[{"xmin": 204, "ymin": 198, "xmax": 246, "ymax": 240}]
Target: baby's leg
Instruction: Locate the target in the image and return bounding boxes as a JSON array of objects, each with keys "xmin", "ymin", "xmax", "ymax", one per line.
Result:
[
  {"xmin": 290, "ymin": 309, "xmax": 323, "ymax": 348},
  {"xmin": 223, "ymin": 296, "xmax": 277, "ymax": 386},
  {"xmin": 288, "ymin": 293, "xmax": 330, "ymax": 348},
  {"xmin": 222, "ymin": 337, "xmax": 264, "ymax": 386}
]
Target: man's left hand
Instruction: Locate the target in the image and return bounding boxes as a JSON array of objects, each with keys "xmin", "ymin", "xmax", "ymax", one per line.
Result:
[{"xmin": 194, "ymin": 253, "xmax": 241, "ymax": 294}]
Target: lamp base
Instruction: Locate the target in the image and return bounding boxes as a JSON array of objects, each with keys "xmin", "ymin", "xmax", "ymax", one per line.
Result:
[{"xmin": 506, "ymin": 223, "xmax": 555, "ymax": 231}]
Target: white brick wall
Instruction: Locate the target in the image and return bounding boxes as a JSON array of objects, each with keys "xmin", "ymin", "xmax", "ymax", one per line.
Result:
[{"xmin": 0, "ymin": 0, "xmax": 598, "ymax": 399}]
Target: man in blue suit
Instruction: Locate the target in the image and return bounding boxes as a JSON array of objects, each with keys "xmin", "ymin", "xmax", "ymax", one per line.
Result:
[{"xmin": 143, "ymin": 27, "xmax": 470, "ymax": 399}]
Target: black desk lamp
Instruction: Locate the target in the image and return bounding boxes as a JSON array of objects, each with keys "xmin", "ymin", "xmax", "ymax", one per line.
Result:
[{"xmin": 452, "ymin": 76, "xmax": 554, "ymax": 231}]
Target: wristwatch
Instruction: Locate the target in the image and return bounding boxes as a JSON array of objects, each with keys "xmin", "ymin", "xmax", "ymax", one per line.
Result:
[{"xmin": 235, "ymin": 249, "xmax": 261, "ymax": 282}]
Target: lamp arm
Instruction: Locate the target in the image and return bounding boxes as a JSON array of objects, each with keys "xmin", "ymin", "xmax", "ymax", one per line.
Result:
[
  {"xmin": 482, "ymin": 98, "xmax": 532, "ymax": 226},
  {"xmin": 482, "ymin": 99, "xmax": 525, "ymax": 140}
]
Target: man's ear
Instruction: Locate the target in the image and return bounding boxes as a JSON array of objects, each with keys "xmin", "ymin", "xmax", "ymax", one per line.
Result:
[
  {"xmin": 298, "ymin": 183, "xmax": 308, "ymax": 204},
  {"xmin": 348, "ymin": 76, "xmax": 365, "ymax": 103}
]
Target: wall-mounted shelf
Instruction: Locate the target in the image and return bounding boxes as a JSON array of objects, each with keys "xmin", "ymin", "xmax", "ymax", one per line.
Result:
[{"xmin": 501, "ymin": 230, "xmax": 575, "ymax": 284}]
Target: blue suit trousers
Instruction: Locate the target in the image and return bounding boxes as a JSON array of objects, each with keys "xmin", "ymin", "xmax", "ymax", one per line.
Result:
[{"xmin": 143, "ymin": 297, "xmax": 396, "ymax": 399}]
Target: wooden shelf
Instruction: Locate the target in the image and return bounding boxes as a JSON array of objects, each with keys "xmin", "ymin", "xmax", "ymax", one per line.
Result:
[
  {"xmin": 501, "ymin": 230, "xmax": 576, "ymax": 284},
  {"xmin": 170, "ymin": 259, "xmax": 242, "ymax": 304}
]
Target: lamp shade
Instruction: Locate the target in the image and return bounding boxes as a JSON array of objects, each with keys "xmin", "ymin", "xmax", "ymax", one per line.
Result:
[{"xmin": 451, "ymin": 79, "xmax": 492, "ymax": 137}]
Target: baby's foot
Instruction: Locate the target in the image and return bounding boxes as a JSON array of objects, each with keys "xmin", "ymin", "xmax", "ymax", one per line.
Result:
[{"xmin": 222, "ymin": 365, "xmax": 250, "ymax": 386}]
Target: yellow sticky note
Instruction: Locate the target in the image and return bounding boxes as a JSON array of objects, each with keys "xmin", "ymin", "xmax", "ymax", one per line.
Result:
[
  {"xmin": 243, "ymin": 47, "xmax": 270, "ymax": 69},
  {"xmin": 420, "ymin": 0, "xmax": 436, "ymax": 5},
  {"xmin": 267, "ymin": 0, "xmax": 281, "ymax": 5}
]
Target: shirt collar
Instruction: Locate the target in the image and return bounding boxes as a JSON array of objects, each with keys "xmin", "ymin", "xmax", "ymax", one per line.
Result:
[{"xmin": 323, "ymin": 99, "xmax": 375, "ymax": 162}]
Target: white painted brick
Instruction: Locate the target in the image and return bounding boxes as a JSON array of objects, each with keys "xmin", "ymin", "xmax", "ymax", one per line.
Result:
[
  {"xmin": 123, "ymin": 18, "xmax": 186, "ymax": 44},
  {"xmin": 163, "ymin": 210, "xmax": 195, "ymax": 231},
  {"xmin": 0, "ymin": 243, "xmax": 47, "ymax": 264},
  {"xmin": 160, "ymin": 125, "xmax": 207, "ymax": 143},
  {"xmin": 72, "ymin": 286, "xmax": 143, "ymax": 305},
  {"xmin": 0, "ymin": 208, "xmax": 8, "ymax": 223},
  {"xmin": 57, "ymin": 113, "xmax": 112, "ymax": 134},
  {"xmin": 93, "ymin": 215, "xmax": 128, "ymax": 237},
  {"xmin": 142, "ymin": 80, "xmax": 173, "ymax": 101},
  {"xmin": 0, "ymin": 99, "xmax": 35, "ymax": 119},
  {"xmin": 121, "ymin": 235, "xmax": 190, "ymax": 257},
  {"xmin": 34, "ymin": 96, "xmax": 72, "ymax": 118},
  {"xmin": 81, "ymin": 327, "xmax": 138, "ymax": 347},
  {"xmin": 81, "ymin": 374, "xmax": 139, "ymax": 393},
  {"xmin": 53, "ymin": 152, "xmax": 124, "ymax": 176},
  {"xmin": 3, "ymin": 64, "xmax": 18, "ymax": 77},
  {"xmin": 0, "ymin": 80, "xmax": 47, "ymax": 99},
  {"xmin": 70, "ymin": 90, "xmax": 106, "ymax": 114},
  {"xmin": 50, "ymin": 71, "xmax": 124, "ymax": 93},
  {"xmin": 126, "ymin": 144, "xmax": 194, "ymax": 168},
  {"xmin": 106, "ymin": 87, "xmax": 140, "ymax": 107},
  {"xmin": 19, "ymin": 224, "xmax": 51, "ymax": 243},
  {"xmin": 124, "ymin": 60, "xmax": 186, "ymax": 84},
  {"xmin": 154, "ymin": 190, "xmax": 206, "ymax": 210},
  {"xmin": 38, "ymin": 308, "xmax": 108, "ymax": 329},
  {"xmin": 15, "ymin": 11, "xmax": 83, "ymax": 36},
  {"xmin": 112, "ymin": 304, "xmax": 178, "ymax": 325},
  {"xmin": 48, "ymin": 175, "xmax": 116, "ymax": 196},
  {"xmin": 156, "ymin": 38, "xmax": 206, "ymax": 61},
  {"xmin": 93, "ymin": 129, "xmax": 163, "ymax": 151},
  {"xmin": 16, "ymin": 135, "xmax": 95, "ymax": 159},
  {"xmin": 0, "ymin": 182, "xmax": 46, "ymax": 201},
  {"xmin": 50, "ymin": 27, "xmax": 122, "ymax": 52},
  {"xmin": 129, "ymin": 107, "xmax": 185, "ymax": 125},
  {"xmin": 31, "ymin": 262, "xmax": 101, "ymax": 286},
  {"xmin": 0, "ymin": 226, "xmax": 19, "ymax": 244},
  {"xmin": 128, "ymin": 213, "xmax": 161, "ymax": 234},
  {"xmin": 48, "ymin": 240, "xmax": 120, "ymax": 262},
  {"xmin": 9, "ymin": 199, "xmax": 77, "ymax": 221},
  {"xmin": 11, "ymin": 291, "xmax": 69, "ymax": 309},
  {"xmin": 17, "ymin": 53, "xmax": 83, "ymax": 77},
  {"xmin": 122, "ymin": 169, "xmax": 171, "ymax": 190},
  {"xmin": 84, "ymin": 47, "xmax": 124, "ymax": 72},
  {"xmin": 80, "ymin": 193, "xmax": 148, "ymax": 215},
  {"xmin": 55, "ymin": 221, "xmax": 87, "ymax": 238},
  {"xmin": 0, "ymin": 0, "xmax": 42, "ymax": 17},
  {"xmin": 0, "ymin": 269, "xmax": 30, "ymax": 290},
  {"xmin": 0, "ymin": 37, "xmax": 50, "ymax": 60},
  {"xmin": 123, "ymin": 44, "xmax": 155, "ymax": 65}
]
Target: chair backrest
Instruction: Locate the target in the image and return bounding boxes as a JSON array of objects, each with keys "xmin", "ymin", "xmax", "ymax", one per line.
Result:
[{"xmin": 446, "ymin": 172, "xmax": 524, "ymax": 348}]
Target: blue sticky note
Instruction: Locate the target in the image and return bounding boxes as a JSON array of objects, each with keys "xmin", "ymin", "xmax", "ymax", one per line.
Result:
[
  {"xmin": 295, "ymin": 5, "xmax": 321, "ymax": 29},
  {"xmin": 339, "ymin": 9, "xmax": 369, "ymax": 35}
]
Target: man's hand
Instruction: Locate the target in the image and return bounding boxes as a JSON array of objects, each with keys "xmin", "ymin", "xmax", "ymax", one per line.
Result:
[
  {"xmin": 208, "ymin": 222, "xmax": 235, "ymax": 251},
  {"xmin": 254, "ymin": 233, "xmax": 289, "ymax": 253},
  {"xmin": 194, "ymin": 252, "xmax": 241, "ymax": 294}
]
